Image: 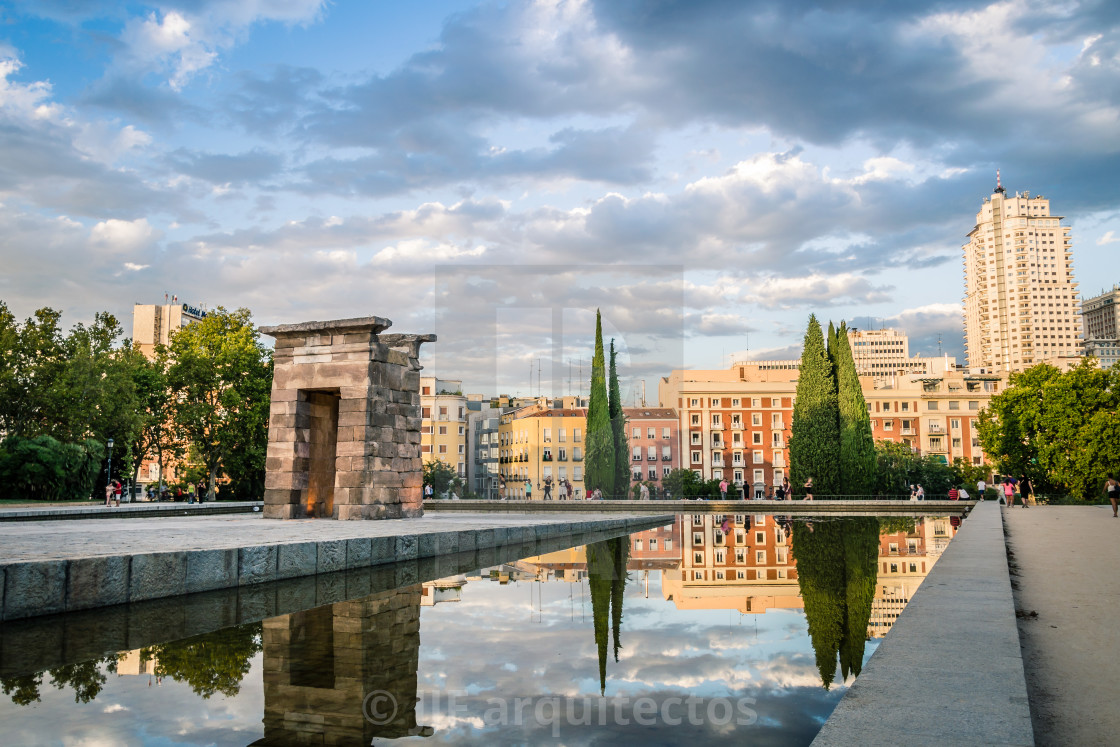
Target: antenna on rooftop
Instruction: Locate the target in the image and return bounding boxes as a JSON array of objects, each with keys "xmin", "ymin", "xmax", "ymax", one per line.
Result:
[{"xmin": 995, "ymin": 169, "xmax": 1005, "ymax": 194}]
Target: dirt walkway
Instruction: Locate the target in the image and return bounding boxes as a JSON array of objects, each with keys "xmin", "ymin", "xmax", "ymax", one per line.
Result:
[{"xmin": 1003, "ymin": 505, "xmax": 1120, "ymax": 747}]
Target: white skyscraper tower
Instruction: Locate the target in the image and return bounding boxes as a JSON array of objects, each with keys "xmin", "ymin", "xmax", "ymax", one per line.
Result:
[{"xmin": 963, "ymin": 175, "xmax": 1083, "ymax": 372}]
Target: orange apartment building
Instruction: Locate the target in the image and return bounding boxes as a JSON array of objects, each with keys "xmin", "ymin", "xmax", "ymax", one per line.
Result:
[{"xmin": 623, "ymin": 407, "xmax": 681, "ymax": 496}]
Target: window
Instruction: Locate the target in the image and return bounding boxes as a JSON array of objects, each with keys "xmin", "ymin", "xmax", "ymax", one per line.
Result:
[
  {"xmin": 649, "ymin": 538, "xmax": 658, "ymax": 550},
  {"xmin": 715, "ymin": 550, "xmax": 725, "ymax": 563},
  {"xmin": 633, "ymin": 446, "xmax": 642, "ymax": 461},
  {"xmin": 694, "ymin": 571, "xmax": 704, "ymax": 580},
  {"xmin": 439, "ymin": 425, "xmax": 448, "ymax": 435},
  {"xmin": 711, "ymin": 413, "xmax": 722, "ymax": 426},
  {"xmin": 663, "ymin": 466, "xmax": 671, "ymax": 477},
  {"xmin": 755, "ymin": 550, "xmax": 766, "ymax": 564},
  {"xmin": 753, "ymin": 450, "xmax": 763, "ymax": 464},
  {"xmin": 459, "ymin": 425, "xmax": 465, "ymax": 435},
  {"xmin": 710, "ymin": 398, "xmax": 721, "ymax": 407},
  {"xmin": 735, "ymin": 549, "xmax": 746, "ymax": 564},
  {"xmin": 573, "ymin": 428, "xmax": 582, "ymax": 442},
  {"xmin": 691, "ymin": 451, "xmax": 702, "ymax": 464},
  {"xmin": 732, "ymin": 398, "xmax": 740, "ymax": 407},
  {"xmin": 573, "ymin": 447, "xmax": 582, "ymax": 461},
  {"xmin": 950, "ymin": 419, "xmax": 960, "ymax": 429},
  {"xmin": 574, "ymin": 466, "xmax": 582, "ymax": 480},
  {"xmin": 691, "ymin": 432, "xmax": 701, "ymax": 444},
  {"xmin": 648, "ymin": 428, "xmax": 655, "ymax": 439},
  {"xmin": 662, "ymin": 446, "xmax": 671, "ymax": 461},
  {"xmin": 949, "ymin": 401, "xmax": 960, "ymax": 410},
  {"xmin": 662, "ymin": 427, "xmax": 671, "ymax": 439},
  {"xmin": 969, "ymin": 401, "xmax": 980, "ymax": 410},
  {"xmin": 632, "ymin": 467, "xmax": 642, "ymax": 480},
  {"xmin": 543, "ymin": 428, "xmax": 551, "ymax": 442},
  {"xmin": 752, "ymin": 398, "xmax": 761, "ymax": 408},
  {"xmin": 690, "ymin": 398, "xmax": 699, "ymax": 407},
  {"xmin": 558, "ymin": 448, "xmax": 567, "ymax": 461},
  {"xmin": 691, "ymin": 414, "xmax": 700, "ymax": 425},
  {"xmin": 634, "ymin": 539, "xmax": 643, "ymax": 551},
  {"xmin": 752, "ymin": 432, "xmax": 762, "ymax": 444},
  {"xmin": 633, "ymin": 427, "xmax": 641, "ymax": 438},
  {"xmin": 648, "ymin": 445, "xmax": 657, "ymax": 460},
  {"xmin": 422, "ymin": 407, "xmax": 431, "ymax": 418},
  {"xmin": 648, "ymin": 468, "xmax": 656, "ymax": 480},
  {"xmin": 752, "ymin": 413, "xmax": 762, "ymax": 426},
  {"xmin": 438, "ymin": 444, "xmax": 448, "ymax": 453},
  {"xmin": 928, "ymin": 401, "xmax": 939, "ymax": 410},
  {"xmin": 775, "ymin": 548, "xmax": 787, "ymax": 563},
  {"xmin": 884, "ymin": 419, "xmax": 893, "ymax": 430},
  {"xmin": 694, "ymin": 552, "xmax": 704, "ymax": 563},
  {"xmin": 693, "ymin": 533, "xmax": 703, "ymax": 546}
]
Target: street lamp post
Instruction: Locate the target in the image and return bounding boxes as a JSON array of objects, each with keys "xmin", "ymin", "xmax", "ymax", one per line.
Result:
[{"xmin": 106, "ymin": 437, "xmax": 114, "ymax": 507}]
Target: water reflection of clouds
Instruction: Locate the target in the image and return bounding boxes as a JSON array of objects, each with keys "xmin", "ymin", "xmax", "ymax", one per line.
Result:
[
  {"xmin": 410, "ymin": 568, "xmax": 848, "ymax": 741},
  {"xmin": 0, "ymin": 653, "xmax": 266, "ymax": 746}
]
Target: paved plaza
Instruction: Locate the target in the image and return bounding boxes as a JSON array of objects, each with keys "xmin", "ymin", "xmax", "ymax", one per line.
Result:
[
  {"xmin": 1004, "ymin": 505, "xmax": 1120, "ymax": 747},
  {"xmin": 0, "ymin": 511, "xmax": 660, "ymax": 564}
]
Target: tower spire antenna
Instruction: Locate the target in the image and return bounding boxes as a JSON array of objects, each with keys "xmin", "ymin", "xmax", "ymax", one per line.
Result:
[{"xmin": 995, "ymin": 169, "xmax": 1005, "ymax": 194}]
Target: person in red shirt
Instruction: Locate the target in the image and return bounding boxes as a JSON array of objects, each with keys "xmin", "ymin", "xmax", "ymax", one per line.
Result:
[{"xmin": 949, "ymin": 486, "xmax": 960, "ymax": 501}]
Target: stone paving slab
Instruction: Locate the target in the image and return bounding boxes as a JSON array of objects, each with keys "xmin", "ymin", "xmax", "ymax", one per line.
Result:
[
  {"xmin": 0, "ymin": 512, "xmax": 673, "ymax": 621},
  {"xmin": 0, "ymin": 501, "xmax": 262, "ymax": 521},
  {"xmin": 812, "ymin": 501, "xmax": 1034, "ymax": 746},
  {"xmin": 1004, "ymin": 505, "xmax": 1120, "ymax": 746}
]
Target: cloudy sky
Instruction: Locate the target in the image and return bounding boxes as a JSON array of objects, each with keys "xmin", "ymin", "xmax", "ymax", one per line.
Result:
[{"xmin": 2, "ymin": 0, "xmax": 1118, "ymax": 396}]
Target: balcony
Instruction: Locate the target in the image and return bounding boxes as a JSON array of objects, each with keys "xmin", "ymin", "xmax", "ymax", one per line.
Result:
[
  {"xmin": 542, "ymin": 455, "xmax": 553, "ymax": 462},
  {"xmin": 661, "ymin": 454, "xmax": 673, "ymax": 461},
  {"xmin": 927, "ymin": 424, "xmax": 945, "ymax": 434}
]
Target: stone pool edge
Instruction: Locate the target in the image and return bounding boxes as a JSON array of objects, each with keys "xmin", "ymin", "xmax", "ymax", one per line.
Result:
[
  {"xmin": 0, "ymin": 514, "xmax": 673, "ymax": 622},
  {"xmin": 811, "ymin": 501, "xmax": 1033, "ymax": 746}
]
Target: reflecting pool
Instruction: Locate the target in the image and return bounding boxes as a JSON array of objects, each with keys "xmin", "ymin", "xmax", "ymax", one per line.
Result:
[{"xmin": 0, "ymin": 514, "xmax": 960, "ymax": 745}]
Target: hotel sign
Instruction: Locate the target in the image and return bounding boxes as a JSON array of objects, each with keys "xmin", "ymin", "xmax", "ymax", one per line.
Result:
[{"xmin": 182, "ymin": 303, "xmax": 207, "ymax": 319}]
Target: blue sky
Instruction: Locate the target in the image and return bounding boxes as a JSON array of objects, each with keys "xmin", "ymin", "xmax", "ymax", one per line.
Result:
[{"xmin": 1, "ymin": 0, "xmax": 1118, "ymax": 396}]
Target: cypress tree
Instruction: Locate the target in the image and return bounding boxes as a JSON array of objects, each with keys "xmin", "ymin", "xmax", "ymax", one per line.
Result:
[
  {"xmin": 585, "ymin": 310, "xmax": 614, "ymax": 498},
  {"xmin": 609, "ymin": 340, "xmax": 629, "ymax": 500},
  {"xmin": 835, "ymin": 322, "xmax": 876, "ymax": 497},
  {"xmin": 586, "ymin": 540, "xmax": 613, "ymax": 694},
  {"xmin": 790, "ymin": 314, "xmax": 840, "ymax": 497}
]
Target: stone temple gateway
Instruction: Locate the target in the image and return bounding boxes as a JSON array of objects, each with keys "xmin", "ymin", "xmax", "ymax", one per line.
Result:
[{"xmin": 259, "ymin": 317, "xmax": 435, "ymax": 520}]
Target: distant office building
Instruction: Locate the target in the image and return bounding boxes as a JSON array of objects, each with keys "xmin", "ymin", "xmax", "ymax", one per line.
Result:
[
  {"xmin": 963, "ymin": 180, "xmax": 1082, "ymax": 372},
  {"xmin": 623, "ymin": 407, "xmax": 680, "ymax": 496},
  {"xmin": 1082, "ymin": 284, "xmax": 1119, "ymax": 368},
  {"xmin": 132, "ymin": 298, "xmax": 207, "ymax": 358},
  {"xmin": 1083, "ymin": 283, "xmax": 1119, "ymax": 339}
]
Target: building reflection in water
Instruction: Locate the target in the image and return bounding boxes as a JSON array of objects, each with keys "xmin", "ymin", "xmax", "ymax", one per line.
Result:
[{"xmin": 251, "ymin": 585, "xmax": 433, "ymax": 745}]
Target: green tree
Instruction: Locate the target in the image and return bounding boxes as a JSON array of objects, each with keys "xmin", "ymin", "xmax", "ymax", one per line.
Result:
[
  {"xmin": 586, "ymin": 537, "xmax": 629, "ymax": 694},
  {"xmin": 423, "ymin": 459, "xmax": 458, "ymax": 497},
  {"xmin": 790, "ymin": 315, "xmax": 839, "ymax": 497},
  {"xmin": 662, "ymin": 467, "xmax": 701, "ymax": 499},
  {"xmin": 585, "ymin": 310, "xmax": 614, "ymax": 498},
  {"xmin": 978, "ymin": 361, "xmax": 1120, "ymax": 498},
  {"xmin": 609, "ymin": 340, "xmax": 629, "ymax": 500},
  {"xmin": 125, "ymin": 345, "xmax": 176, "ymax": 492},
  {"xmin": 835, "ymin": 323, "xmax": 876, "ymax": 497},
  {"xmin": 144, "ymin": 624, "xmax": 262, "ymax": 699},
  {"xmin": 167, "ymin": 307, "xmax": 272, "ymax": 501},
  {"xmin": 0, "ymin": 435, "xmax": 104, "ymax": 501}
]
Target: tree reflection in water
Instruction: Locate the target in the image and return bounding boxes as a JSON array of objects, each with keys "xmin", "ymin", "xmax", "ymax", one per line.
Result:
[
  {"xmin": 586, "ymin": 535, "xmax": 631, "ymax": 695},
  {"xmin": 0, "ymin": 624, "xmax": 262, "ymax": 706},
  {"xmin": 792, "ymin": 518, "xmax": 879, "ymax": 689}
]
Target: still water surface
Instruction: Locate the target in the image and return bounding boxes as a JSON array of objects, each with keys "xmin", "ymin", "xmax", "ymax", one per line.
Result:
[{"xmin": 0, "ymin": 514, "xmax": 959, "ymax": 745}]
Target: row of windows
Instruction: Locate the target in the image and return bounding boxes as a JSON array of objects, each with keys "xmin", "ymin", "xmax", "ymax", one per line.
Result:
[{"xmin": 689, "ymin": 397, "xmax": 788, "ymax": 408}]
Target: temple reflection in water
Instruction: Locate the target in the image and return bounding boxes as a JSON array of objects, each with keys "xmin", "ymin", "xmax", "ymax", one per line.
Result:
[{"xmin": 252, "ymin": 586, "xmax": 433, "ymax": 745}]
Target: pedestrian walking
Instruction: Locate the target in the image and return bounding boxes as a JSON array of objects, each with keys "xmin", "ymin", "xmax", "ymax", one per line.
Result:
[
  {"xmin": 639, "ymin": 483, "xmax": 650, "ymax": 501},
  {"xmin": 915, "ymin": 484, "xmax": 925, "ymax": 501},
  {"xmin": 1019, "ymin": 475, "xmax": 1035, "ymax": 506},
  {"xmin": 976, "ymin": 478, "xmax": 987, "ymax": 500},
  {"xmin": 909, "ymin": 484, "xmax": 918, "ymax": 501},
  {"xmin": 1105, "ymin": 474, "xmax": 1119, "ymax": 517},
  {"xmin": 1002, "ymin": 479, "xmax": 1026, "ymax": 507},
  {"xmin": 803, "ymin": 476, "xmax": 814, "ymax": 501},
  {"xmin": 525, "ymin": 480, "xmax": 533, "ymax": 500},
  {"xmin": 105, "ymin": 482, "xmax": 114, "ymax": 507},
  {"xmin": 719, "ymin": 479, "xmax": 728, "ymax": 499},
  {"xmin": 543, "ymin": 476, "xmax": 552, "ymax": 501},
  {"xmin": 113, "ymin": 480, "xmax": 122, "ymax": 507}
]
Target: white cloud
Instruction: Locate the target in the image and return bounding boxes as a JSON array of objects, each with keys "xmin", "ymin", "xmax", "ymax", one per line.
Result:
[
  {"xmin": 90, "ymin": 218, "xmax": 158, "ymax": 253},
  {"xmin": 1096, "ymin": 230, "xmax": 1119, "ymax": 245}
]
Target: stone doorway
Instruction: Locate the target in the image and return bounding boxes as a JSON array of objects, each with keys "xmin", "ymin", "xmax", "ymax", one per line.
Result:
[{"xmin": 304, "ymin": 390, "xmax": 340, "ymax": 518}]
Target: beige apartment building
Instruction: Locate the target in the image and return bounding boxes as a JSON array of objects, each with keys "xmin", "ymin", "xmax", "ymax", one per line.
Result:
[
  {"xmin": 131, "ymin": 299, "xmax": 208, "ymax": 358},
  {"xmin": 498, "ymin": 399, "xmax": 587, "ymax": 499},
  {"xmin": 963, "ymin": 183, "xmax": 1083, "ymax": 372},
  {"xmin": 420, "ymin": 377, "xmax": 468, "ymax": 479}
]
